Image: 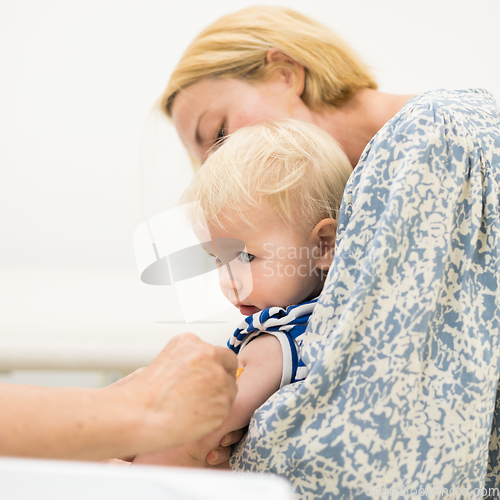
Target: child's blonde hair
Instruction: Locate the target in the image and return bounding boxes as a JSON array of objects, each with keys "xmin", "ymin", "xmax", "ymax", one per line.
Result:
[
  {"xmin": 162, "ymin": 6, "xmax": 377, "ymax": 117},
  {"xmin": 180, "ymin": 120, "xmax": 352, "ymax": 232}
]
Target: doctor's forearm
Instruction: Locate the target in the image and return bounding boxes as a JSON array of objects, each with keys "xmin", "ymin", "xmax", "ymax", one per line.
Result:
[{"xmin": 0, "ymin": 383, "xmax": 145, "ymax": 460}]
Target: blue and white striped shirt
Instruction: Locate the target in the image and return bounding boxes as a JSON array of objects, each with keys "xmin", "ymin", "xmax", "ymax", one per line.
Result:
[{"xmin": 228, "ymin": 298, "xmax": 318, "ymax": 387}]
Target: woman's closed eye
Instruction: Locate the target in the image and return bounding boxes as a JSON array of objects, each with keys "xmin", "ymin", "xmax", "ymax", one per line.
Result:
[{"xmin": 213, "ymin": 124, "xmax": 226, "ymax": 148}]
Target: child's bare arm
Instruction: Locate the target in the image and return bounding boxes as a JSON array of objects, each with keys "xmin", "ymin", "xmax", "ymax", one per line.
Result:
[{"xmin": 132, "ymin": 333, "xmax": 283, "ymax": 468}]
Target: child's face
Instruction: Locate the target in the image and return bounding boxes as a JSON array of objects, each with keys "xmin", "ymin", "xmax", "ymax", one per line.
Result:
[{"xmin": 207, "ymin": 209, "xmax": 334, "ymax": 316}]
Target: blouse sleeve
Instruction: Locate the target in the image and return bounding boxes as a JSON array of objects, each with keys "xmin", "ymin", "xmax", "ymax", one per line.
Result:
[{"xmin": 231, "ymin": 95, "xmax": 500, "ymax": 499}]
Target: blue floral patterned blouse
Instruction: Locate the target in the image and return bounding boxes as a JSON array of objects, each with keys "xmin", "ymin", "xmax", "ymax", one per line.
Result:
[{"xmin": 231, "ymin": 89, "xmax": 500, "ymax": 500}]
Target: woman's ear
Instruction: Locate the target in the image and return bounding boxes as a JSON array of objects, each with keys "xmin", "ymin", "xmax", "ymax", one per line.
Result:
[
  {"xmin": 311, "ymin": 218, "xmax": 337, "ymax": 271},
  {"xmin": 266, "ymin": 49, "xmax": 305, "ymax": 96}
]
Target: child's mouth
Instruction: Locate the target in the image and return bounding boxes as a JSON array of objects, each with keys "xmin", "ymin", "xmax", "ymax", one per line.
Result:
[{"xmin": 235, "ymin": 303, "xmax": 261, "ymax": 316}]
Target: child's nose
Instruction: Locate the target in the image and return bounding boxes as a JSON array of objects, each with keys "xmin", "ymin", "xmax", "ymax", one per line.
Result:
[{"xmin": 218, "ymin": 265, "xmax": 242, "ymax": 293}]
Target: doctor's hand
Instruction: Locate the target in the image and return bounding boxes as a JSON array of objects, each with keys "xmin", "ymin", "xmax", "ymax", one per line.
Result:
[
  {"xmin": 104, "ymin": 333, "xmax": 238, "ymax": 457},
  {"xmin": 205, "ymin": 428, "xmax": 246, "ymax": 467}
]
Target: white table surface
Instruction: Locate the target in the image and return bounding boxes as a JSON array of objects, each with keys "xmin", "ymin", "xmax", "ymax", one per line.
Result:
[
  {"xmin": 0, "ymin": 264, "xmax": 243, "ymax": 372},
  {"xmin": 0, "ymin": 457, "xmax": 293, "ymax": 500}
]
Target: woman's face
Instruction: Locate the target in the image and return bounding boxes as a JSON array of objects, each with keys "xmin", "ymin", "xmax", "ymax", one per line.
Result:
[{"xmin": 172, "ymin": 77, "xmax": 314, "ymax": 161}]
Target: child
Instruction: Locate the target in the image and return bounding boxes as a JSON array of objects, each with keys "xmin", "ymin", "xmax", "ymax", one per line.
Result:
[{"xmin": 133, "ymin": 119, "xmax": 352, "ymax": 468}]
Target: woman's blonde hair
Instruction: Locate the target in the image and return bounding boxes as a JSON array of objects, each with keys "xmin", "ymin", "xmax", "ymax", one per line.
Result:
[
  {"xmin": 180, "ymin": 120, "xmax": 352, "ymax": 232},
  {"xmin": 162, "ymin": 6, "xmax": 377, "ymax": 117}
]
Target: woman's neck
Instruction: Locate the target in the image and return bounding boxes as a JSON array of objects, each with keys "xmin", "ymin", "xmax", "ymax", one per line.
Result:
[{"xmin": 311, "ymin": 89, "xmax": 416, "ymax": 167}]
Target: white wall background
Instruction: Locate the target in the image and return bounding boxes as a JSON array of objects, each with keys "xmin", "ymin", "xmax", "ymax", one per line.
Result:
[
  {"xmin": 1, "ymin": 0, "xmax": 499, "ymax": 270},
  {"xmin": 0, "ymin": 0, "xmax": 499, "ymax": 386}
]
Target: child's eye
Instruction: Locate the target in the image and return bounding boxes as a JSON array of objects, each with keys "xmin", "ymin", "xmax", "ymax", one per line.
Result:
[{"xmin": 239, "ymin": 252, "xmax": 255, "ymax": 263}]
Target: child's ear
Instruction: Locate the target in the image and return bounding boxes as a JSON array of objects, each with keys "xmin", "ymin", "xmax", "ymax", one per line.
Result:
[{"xmin": 311, "ymin": 218, "xmax": 337, "ymax": 271}]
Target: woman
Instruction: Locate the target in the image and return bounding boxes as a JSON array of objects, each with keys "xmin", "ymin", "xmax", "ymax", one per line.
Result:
[
  {"xmin": 160, "ymin": 6, "xmax": 500, "ymax": 498},
  {"xmin": 0, "ymin": 333, "xmax": 238, "ymax": 463},
  {"xmin": 163, "ymin": 6, "xmax": 407, "ymax": 169}
]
